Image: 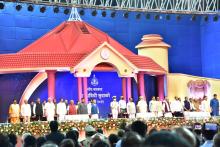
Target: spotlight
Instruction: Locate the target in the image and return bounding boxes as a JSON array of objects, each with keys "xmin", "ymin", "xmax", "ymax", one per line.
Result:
[
  {"xmin": 191, "ymin": 15, "xmax": 196, "ymax": 21},
  {"xmin": 213, "ymin": 15, "xmax": 218, "ymax": 22},
  {"xmin": 40, "ymin": 6, "xmax": 46, "ymax": 13},
  {"xmin": 27, "ymin": 5, "xmax": 34, "ymax": 12},
  {"xmin": 176, "ymin": 15, "xmax": 181, "ymax": 21},
  {"xmin": 165, "ymin": 14, "xmax": 170, "ymax": 20},
  {"xmin": 16, "ymin": 4, "xmax": 22, "ymax": 11},
  {"xmin": 91, "ymin": 10, "xmax": 97, "ymax": 16},
  {"xmin": 79, "ymin": 9, "xmax": 84, "ymax": 16},
  {"xmin": 154, "ymin": 14, "xmax": 160, "ymax": 20},
  {"xmin": 204, "ymin": 15, "xmax": 209, "ymax": 22},
  {"xmin": 110, "ymin": 11, "xmax": 116, "ymax": 18},
  {"xmin": 101, "ymin": 11, "xmax": 106, "ymax": 17},
  {"xmin": 136, "ymin": 13, "xmax": 141, "ymax": 19},
  {"xmin": 53, "ymin": 6, "xmax": 59, "ymax": 13},
  {"xmin": 0, "ymin": 3, "xmax": 4, "ymax": 9},
  {"xmin": 123, "ymin": 12, "xmax": 129, "ymax": 18},
  {"xmin": 64, "ymin": 8, "xmax": 69, "ymax": 15},
  {"xmin": 146, "ymin": 13, "xmax": 151, "ymax": 19}
]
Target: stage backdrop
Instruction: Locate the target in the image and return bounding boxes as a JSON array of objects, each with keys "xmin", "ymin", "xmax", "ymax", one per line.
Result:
[{"xmin": 0, "ymin": 71, "xmax": 157, "ymax": 122}]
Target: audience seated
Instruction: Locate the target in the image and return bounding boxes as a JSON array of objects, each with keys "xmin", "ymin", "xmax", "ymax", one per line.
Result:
[
  {"xmin": 143, "ymin": 131, "xmax": 191, "ymax": 147},
  {"xmin": 108, "ymin": 134, "xmax": 119, "ymax": 147},
  {"xmin": 7, "ymin": 133, "xmax": 17, "ymax": 147},
  {"xmin": 36, "ymin": 136, "xmax": 47, "ymax": 147},
  {"xmin": 213, "ymin": 133, "xmax": 220, "ymax": 147},
  {"xmin": 1, "ymin": 120, "xmax": 220, "ymax": 147},
  {"xmin": 46, "ymin": 121, "xmax": 65, "ymax": 145},
  {"xmin": 23, "ymin": 135, "xmax": 37, "ymax": 147},
  {"xmin": 59, "ymin": 139, "xmax": 75, "ymax": 147},
  {"xmin": 121, "ymin": 132, "xmax": 142, "ymax": 147},
  {"xmin": 174, "ymin": 127, "xmax": 197, "ymax": 147}
]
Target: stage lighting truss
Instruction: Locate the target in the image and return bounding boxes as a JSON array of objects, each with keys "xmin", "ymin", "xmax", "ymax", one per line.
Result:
[{"xmin": 19, "ymin": 0, "xmax": 219, "ymax": 15}]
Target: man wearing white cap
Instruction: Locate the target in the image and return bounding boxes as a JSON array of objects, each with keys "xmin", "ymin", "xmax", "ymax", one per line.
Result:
[
  {"xmin": 45, "ymin": 98, "xmax": 55, "ymax": 121},
  {"xmin": 56, "ymin": 98, "xmax": 67, "ymax": 121},
  {"xmin": 21, "ymin": 99, "xmax": 31, "ymax": 123},
  {"xmin": 110, "ymin": 96, "xmax": 119, "ymax": 119}
]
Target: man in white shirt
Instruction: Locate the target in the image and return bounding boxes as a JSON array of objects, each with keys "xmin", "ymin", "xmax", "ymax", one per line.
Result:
[
  {"xmin": 170, "ymin": 97, "xmax": 183, "ymax": 117},
  {"xmin": 137, "ymin": 96, "xmax": 147, "ymax": 113},
  {"xmin": 162, "ymin": 97, "xmax": 172, "ymax": 117},
  {"xmin": 56, "ymin": 98, "xmax": 67, "ymax": 121},
  {"xmin": 110, "ymin": 96, "xmax": 119, "ymax": 119},
  {"xmin": 45, "ymin": 98, "xmax": 55, "ymax": 121},
  {"xmin": 21, "ymin": 99, "xmax": 31, "ymax": 123},
  {"xmin": 200, "ymin": 96, "xmax": 211, "ymax": 113},
  {"xmin": 87, "ymin": 99, "xmax": 92, "ymax": 115},
  {"xmin": 118, "ymin": 96, "xmax": 126, "ymax": 118},
  {"xmin": 127, "ymin": 97, "xmax": 136, "ymax": 119},
  {"xmin": 149, "ymin": 96, "xmax": 157, "ymax": 115},
  {"xmin": 156, "ymin": 97, "xmax": 163, "ymax": 117}
]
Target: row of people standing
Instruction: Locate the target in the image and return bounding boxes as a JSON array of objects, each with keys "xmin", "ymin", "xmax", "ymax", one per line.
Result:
[
  {"xmin": 8, "ymin": 97, "xmax": 100, "ymax": 123},
  {"xmin": 109, "ymin": 94, "xmax": 220, "ymax": 119}
]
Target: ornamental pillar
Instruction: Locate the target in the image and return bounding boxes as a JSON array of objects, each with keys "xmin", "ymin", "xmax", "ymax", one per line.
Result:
[{"xmin": 47, "ymin": 70, "xmax": 56, "ymax": 100}]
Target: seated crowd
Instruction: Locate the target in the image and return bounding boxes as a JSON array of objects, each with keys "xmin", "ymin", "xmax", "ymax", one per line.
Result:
[
  {"xmin": 0, "ymin": 120, "xmax": 220, "ymax": 147},
  {"xmin": 8, "ymin": 94, "xmax": 219, "ymax": 123}
]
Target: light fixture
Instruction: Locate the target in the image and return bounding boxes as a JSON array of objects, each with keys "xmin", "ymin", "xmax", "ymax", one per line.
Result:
[
  {"xmin": 40, "ymin": 6, "xmax": 46, "ymax": 13},
  {"xmin": 146, "ymin": 13, "xmax": 151, "ymax": 19},
  {"xmin": 165, "ymin": 14, "xmax": 170, "ymax": 20},
  {"xmin": 154, "ymin": 14, "xmax": 160, "ymax": 20},
  {"xmin": 16, "ymin": 4, "xmax": 22, "ymax": 11},
  {"xmin": 64, "ymin": 8, "xmax": 69, "ymax": 15},
  {"xmin": 204, "ymin": 15, "xmax": 209, "ymax": 22},
  {"xmin": 79, "ymin": 9, "xmax": 84, "ymax": 16},
  {"xmin": 53, "ymin": 6, "xmax": 59, "ymax": 13},
  {"xmin": 176, "ymin": 15, "xmax": 181, "ymax": 21},
  {"xmin": 123, "ymin": 12, "xmax": 129, "ymax": 18},
  {"xmin": 102, "ymin": 11, "xmax": 106, "ymax": 17},
  {"xmin": 110, "ymin": 11, "xmax": 116, "ymax": 18},
  {"xmin": 27, "ymin": 5, "xmax": 34, "ymax": 12},
  {"xmin": 136, "ymin": 13, "xmax": 141, "ymax": 19},
  {"xmin": 213, "ymin": 15, "xmax": 218, "ymax": 22},
  {"xmin": 91, "ymin": 10, "xmax": 97, "ymax": 16},
  {"xmin": 0, "ymin": 2, "xmax": 4, "ymax": 9},
  {"xmin": 191, "ymin": 15, "xmax": 196, "ymax": 21}
]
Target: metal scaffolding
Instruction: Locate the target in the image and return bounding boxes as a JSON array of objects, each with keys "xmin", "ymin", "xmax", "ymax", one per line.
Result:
[{"xmin": 18, "ymin": 0, "xmax": 220, "ymax": 14}]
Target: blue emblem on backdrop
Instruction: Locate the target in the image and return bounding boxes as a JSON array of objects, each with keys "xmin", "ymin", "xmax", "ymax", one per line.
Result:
[
  {"xmin": 91, "ymin": 75, "xmax": 98, "ymax": 86},
  {"xmin": 88, "ymin": 72, "xmax": 122, "ymax": 118}
]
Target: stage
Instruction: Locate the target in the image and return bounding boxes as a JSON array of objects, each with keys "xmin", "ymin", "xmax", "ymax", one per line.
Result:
[{"xmin": 0, "ymin": 117, "xmax": 219, "ymax": 138}]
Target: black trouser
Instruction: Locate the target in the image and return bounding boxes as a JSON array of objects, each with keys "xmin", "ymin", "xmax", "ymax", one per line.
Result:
[
  {"xmin": 36, "ymin": 115, "xmax": 43, "ymax": 121},
  {"xmin": 173, "ymin": 112, "xmax": 184, "ymax": 117}
]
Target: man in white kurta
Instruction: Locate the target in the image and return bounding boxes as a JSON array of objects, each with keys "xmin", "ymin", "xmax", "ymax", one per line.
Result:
[
  {"xmin": 45, "ymin": 98, "xmax": 55, "ymax": 121},
  {"xmin": 170, "ymin": 97, "xmax": 183, "ymax": 117},
  {"xmin": 137, "ymin": 96, "xmax": 147, "ymax": 113},
  {"xmin": 56, "ymin": 99, "xmax": 67, "ymax": 121},
  {"xmin": 127, "ymin": 98, "xmax": 136, "ymax": 119},
  {"xmin": 156, "ymin": 97, "xmax": 163, "ymax": 117},
  {"xmin": 21, "ymin": 100, "xmax": 31, "ymax": 123},
  {"xmin": 87, "ymin": 99, "xmax": 92, "ymax": 115},
  {"xmin": 200, "ymin": 96, "xmax": 211, "ymax": 113},
  {"xmin": 110, "ymin": 97, "xmax": 119, "ymax": 119},
  {"xmin": 149, "ymin": 96, "xmax": 157, "ymax": 115},
  {"xmin": 119, "ymin": 96, "xmax": 127, "ymax": 117}
]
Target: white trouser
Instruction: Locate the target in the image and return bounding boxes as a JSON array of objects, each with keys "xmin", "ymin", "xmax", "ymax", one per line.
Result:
[
  {"xmin": 91, "ymin": 114, "xmax": 99, "ymax": 119},
  {"xmin": 58, "ymin": 115, "xmax": 65, "ymax": 121},
  {"xmin": 112, "ymin": 109, "xmax": 118, "ymax": 119},
  {"xmin": 47, "ymin": 115, "xmax": 54, "ymax": 121},
  {"xmin": 129, "ymin": 113, "xmax": 135, "ymax": 119}
]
